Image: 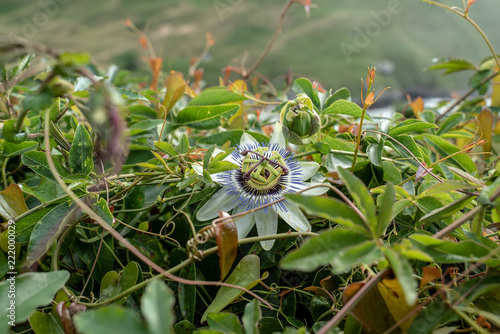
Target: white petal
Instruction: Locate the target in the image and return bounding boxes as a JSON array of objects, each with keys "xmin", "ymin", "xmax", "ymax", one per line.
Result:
[
  {"xmin": 254, "ymin": 208, "xmax": 278, "ymax": 250},
  {"xmin": 276, "ymin": 203, "xmax": 311, "ymax": 232},
  {"xmin": 210, "ymin": 171, "xmax": 227, "ymax": 183},
  {"xmin": 269, "ymin": 122, "xmax": 286, "ymax": 149},
  {"xmin": 298, "ymin": 161, "xmax": 320, "ymax": 180},
  {"xmin": 224, "ymin": 153, "xmax": 239, "ymax": 165},
  {"xmin": 296, "ymin": 182, "xmax": 329, "ymax": 196},
  {"xmin": 233, "ymin": 205, "xmax": 256, "ymax": 239},
  {"xmin": 240, "ymin": 133, "xmax": 258, "ymax": 147},
  {"xmin": 195, "ymin": 188, "xmax": 237, "ymax": 221}
]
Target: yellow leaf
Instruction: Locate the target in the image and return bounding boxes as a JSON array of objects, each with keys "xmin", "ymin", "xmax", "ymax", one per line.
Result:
[
  {"xmin": 420, "ymin": 266, "xmax": 441, "ymax": 288},
  {"xmin": 491, "ymin": 65, "xmax": 500, "ymax": 107},
  {"xmin": 215, "ymin": 212, "xmax": 238, "ymax": 280},
  {"xmin": 343, "ymin": 275, "xmax": 418, "ymax": 333},
  {"xmin": 477, "ymin": 108, "xmax": 493, "ymax": 152},
  {"xmin": 0, "ymin": 184, "xmax": 29, "ymax": 220},
  {"xmin": 161, "ymin": 71, "xmax": 186, "ymax": 118},
  {"xmin": 409, "ymin": 97, "xmax": 424, "ymax": 119}
]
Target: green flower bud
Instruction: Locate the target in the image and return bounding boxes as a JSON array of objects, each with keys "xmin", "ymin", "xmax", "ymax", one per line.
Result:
[
  {"xmin": 279, "ymin": 93, "xmax": 320, "ymax": 145},
  {"xmin": 48, "ymin": 76, "xmax": 74, "ymax": 97}
]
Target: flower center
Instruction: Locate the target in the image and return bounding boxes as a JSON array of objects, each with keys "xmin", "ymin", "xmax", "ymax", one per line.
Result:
[{"xmin": 240, "ymin": 147, "xmax": 288, "ymax": 192}]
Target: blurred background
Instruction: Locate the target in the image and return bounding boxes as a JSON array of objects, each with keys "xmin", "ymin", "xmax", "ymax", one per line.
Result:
[{"xmin": 2, "ymin": 0, "xmax": 500, "ymax": 102}]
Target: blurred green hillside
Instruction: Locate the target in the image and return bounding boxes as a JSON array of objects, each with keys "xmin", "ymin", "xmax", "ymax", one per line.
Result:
[{"xmin": 2, "ymin": 0, "xmax": 500, "ymax": 97}]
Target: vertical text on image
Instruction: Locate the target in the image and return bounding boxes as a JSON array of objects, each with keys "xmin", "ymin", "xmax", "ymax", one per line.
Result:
[{"xmin": 5, "ymin": 220, "xmax": 17, "ymax": 327}]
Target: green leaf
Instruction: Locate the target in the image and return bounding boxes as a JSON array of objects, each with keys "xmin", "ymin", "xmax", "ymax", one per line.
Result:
[
  {"xmin": 322, "ymin": 99, "xmax": 373, "ymax": 121},
  {"xmin": 324, "ymin": 87, "xmax": 351, "ymax": 109},
  {"xmin": 29, "ymin": 311, "xmax": 65, "ymax": 334},
  {"xmin": 117, "ymin": 88, "xmax": 149, "ymax": 102},
  {"xmin": 423, "ymin": 134, "xmax": 476, "ymax": 173},
  {"xmin": 337, "ymin": 168, "xmax": 376, "ymax": 230},
  {"xmin": 206, "ymin": 313, "xmax": 244, "ymax": 334},
  {"xmin": 23, "ymin": 90, "xmax": 54, "ymax": 112},
  {"xmin": 26, "ymin": 202, "xmax": 78, "ymax": 266},
  {"xmin": 331, "ymin": 240, "xmax": 381, "ymax": 274},
  {"xmin": 207, "ymin": 161, "xmax": 238, "ymax": 174},
  {"xmin": 280, "ymin": 229, "xmax": 370, "ymax": 272},
  {"xmin": 203, "ymin": 145, "xmax": 216, "ymax": 171},
  {"xmin": 0, "ymin": 270, "xmax": 69, "ymax": 329},
  {"xmin": 376, "ymin": 182, "xmax": 395, "ymax": 237},
  {"xmin": 437, "ymin": 113, "xmax": 465, "ymax": 135},
  {"xmin": 179, "ymin": 263, "xmax": 197, "ymax": 323},
  {"xmin": 93, "ymin": 197, "xmax": 115, "ymax": 225},
  {"xmin": 381, "ymin": 161, "xmax": 402, "ymax": 184},
  {"xmin": 391, "ymin": 199, "xmax": 414, "ymax": 221},
  {"xmin": 11, "ymin": 53, "xmax": 35, "ymax": 77},
  {"xmin": 188, "ymin": 87, "xmax": 246, "ymax": 106},
  {"xmin": 174, "ymin": 104, "xmax": 240, "ymax": 129},
  {"xmin": 292, "ymin": 77, "xmax": 321, "ymax": 110},
  {"xmin": 201, "ymin": 255, "xmax": 261, "ymax": 322},
  {"xmin": 15, "ymin": 206, "xmax": 56, "ymax": 243},
  {"xmin": 58, "ymin": 51, "xmax": 91, "ymax": 66},
  {"xmin": 420, "ymin": 180, "xmax": 477, "ymax": 197},
  {"xmin": 155, "ymin": 140, "xmax": 178, "ymax": 157},
  {"xmin": 129, "ymin": 104, "xmax": 158, "ymax": 119},
  {"xmin": 69, "ymin": 124, "xmax": 94, "ymax": 174},
  {"xmin": 383, "ymin": 247, "xmax": 417, "ymax": 305},
  {"xmin": 427, "ymin": 57, "xmax": 477, "ymax": 75},
  {"xmin": 177, "ymin": 134, "xmax": 190, "ymax": 154},
  {"xmin": 22, "ymin": 151, "xmax": 70, "ymax": 183},
  {"xmin": 42, "ymin": 98, "xmax": 61, "ymax": 122},
  {"xmin": 197, "ymin": 130, "xmax": 269, "ymax": 147},
  {"xmin": 420, "ymin": 195, "xmax": 473, "ymax": 223},
  {"xmin": 285, "ymin": 194, "xmax": 365, "ymax": 228},
  {"xmin": 388, "ymin": 119, "xmax": 437, "ymax": 137},
  {"xmin": 174, "ymin": 320, "xmax": 196, "ymax": 334},
  {"xmin": 142, "ymin": 280, "xmax": 176, "ymax": 334},
  {"xmin": 74, "ymin": 236, "xmax": 114, "ymax": 282},
  {"xmin": 74, "ymin": 306, "xmax": 147, "ymax": 334},
  {"xmin": 100, "ymin": 261, "xmax": 139, "ymax": 304},
  {"xmin": 2, "ymin": 141, "xmax": 38, "ymax": 157},
  {"xmin": 366, "ymin": 141, "xmax": 384, "ymax": 167},
  {"xmin": 408, "ymin": 298, "xmax": 456, "ymax": 334},
  {"xmin": 129, "ymin": 119, "xmax": 165, "ymax": 132},
  {"xmin": 2, "ymin": 119, "xmax": 28, "ymax": 144},
  {"xmin": 242, "ymin": 299, "xmax": 261, "ymax": 334},
  {"xmin": 0, "ymin": 184, "xmax": 29, "ymax": 220},
  {"xmin": 409, "ymin": 234, "xmax": 490, "ymax": 263},
  {"xmin": 387, "ymin": 135, "xmax": 426, "ymax": 168}
]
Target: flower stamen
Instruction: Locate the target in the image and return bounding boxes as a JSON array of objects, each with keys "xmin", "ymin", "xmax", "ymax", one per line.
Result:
[{"xmin": 240, "ymin": 149, "xmax": 290, "ymax": 175}]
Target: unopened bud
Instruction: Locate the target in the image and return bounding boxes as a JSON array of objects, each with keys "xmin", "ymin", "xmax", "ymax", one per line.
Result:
[{"xmin": 279, "ymin": 93, "xmax": 321, "ymax": 145}]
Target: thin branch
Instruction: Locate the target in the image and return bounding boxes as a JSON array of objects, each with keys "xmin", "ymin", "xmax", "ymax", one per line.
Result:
[{"xmin": 435, "ymin": 70, "xmax": 499, "ymax": 121}]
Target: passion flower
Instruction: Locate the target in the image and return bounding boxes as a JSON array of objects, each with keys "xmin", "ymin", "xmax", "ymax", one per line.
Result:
[{"xmin": 196, "ymin": 123, "xmax": 327, "ymax": 250}]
